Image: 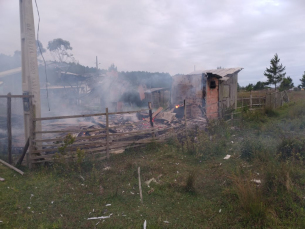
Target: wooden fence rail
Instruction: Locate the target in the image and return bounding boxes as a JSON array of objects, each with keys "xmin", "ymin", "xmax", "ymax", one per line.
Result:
[{"xmin": 28, "ymin": 101, "xmax": 188, "ymax": 167}]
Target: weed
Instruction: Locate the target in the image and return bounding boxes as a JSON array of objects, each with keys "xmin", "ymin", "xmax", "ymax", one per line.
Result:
[
  {"xmin": 240, "ymin": 138, "xmax": 264, "ymax": 161},
  {"xmin": 277, "ymin": 137, "xmax": 305, "ymax": 161},
  {"xmin": 264, "ymin": 107, "xmax": 279, "ymax": 117},
  {"xmin": 185, "ymin": 171, "xmax": 196, "ymax": 194}
]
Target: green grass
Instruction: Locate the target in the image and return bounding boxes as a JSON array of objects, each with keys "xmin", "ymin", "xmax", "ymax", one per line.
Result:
[{"xmin": 2, "ymin": 94, "xmax": 305, "ymax": 228}]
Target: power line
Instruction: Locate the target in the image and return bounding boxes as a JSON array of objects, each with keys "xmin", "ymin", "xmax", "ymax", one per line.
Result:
[{"xmin": 34, "ymin": 0, "xmax": 51, "ymax": 111}]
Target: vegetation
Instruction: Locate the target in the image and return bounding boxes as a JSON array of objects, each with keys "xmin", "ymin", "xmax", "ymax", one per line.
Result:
[
  {"xmin": 264, "ymin": 53, "xmax": 286, "ymax": 90},
  {"xmin": 300, "ymin": 71, "xmax": 305, "ymax": 88},
  {"xmin": 279, "ymin": 76, "xmax": 294, "ymax": 91},
  {"xmin": 47, "ymin": 38, "xmax": 74, "ymax": 63},
  {"xmin": 1, "ymin": 91, "xmax": 305, "ymax": 228}
]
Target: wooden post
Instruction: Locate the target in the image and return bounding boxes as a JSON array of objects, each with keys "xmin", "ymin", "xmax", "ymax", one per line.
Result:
[
  {"xmin": 148, "ymin": 102, "xmax": 153, "ymax": 128},
  {"xmin": 241, "ymin": 96, "xmax": 243, "ymax": 108},
  {"xmin": 16, "ymin": 138, "xmax": 29, "ymax": 167},
  {"xmin": 250, "ymin": 91, "xmax": 252, "ymax": 109},
  {"xmin": 259, "ymin": 91, "xmax": 261, "ymax": 107},
  {"xmin": 148, "ymin": 102, "xmax": 154, "ymax": 138},
  {"xmin": 7, "ymin": 93, "xmax": 12, "ymax": 164},
  {"xmin": 106, "ymin": 108, "xmax": 109, "ymax": 159},
  {"xmin": 138, "ymin": 167, "xmax": 143, "ymax": 203}
]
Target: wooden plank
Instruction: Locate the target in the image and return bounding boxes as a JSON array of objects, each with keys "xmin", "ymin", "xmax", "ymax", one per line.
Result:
[
  {"xmin": 33, "ymin": 109, "xmax": 150, "ymax": 121},
  {"xmin": 0, "ymin": 159, "xmax": 24, "ymax": 175},
  {"xmin": 0, "ymin": 95, "xmax": 34, "ymax": 98},
  {"xmin": 35, "ymin": 127, "xmax": 106, "ymax": 134},
  {"xmin": 16, "ymin": 138, "xmax": 29, "ymax": 166},
  {"xmin": 33, "ymin": 132, "xmax": 108, "ymax": 143},
  {"xmin": 7, "ymin": 93, "xmax": 12, "ymax": 164}
]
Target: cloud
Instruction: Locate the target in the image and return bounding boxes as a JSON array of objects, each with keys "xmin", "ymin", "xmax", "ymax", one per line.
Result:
[{"xmin": 0, "ymin": 0, "xmax": 304, "ymax": 85}]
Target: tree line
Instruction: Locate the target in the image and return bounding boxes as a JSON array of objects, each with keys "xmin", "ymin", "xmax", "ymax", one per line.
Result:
[{"xmin": 241, "ymin": 53, "xmax": 304, "ymax": 92}]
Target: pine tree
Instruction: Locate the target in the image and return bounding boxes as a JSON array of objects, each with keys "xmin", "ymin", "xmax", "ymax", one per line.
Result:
[
  {"xmin": 300, "ymin": 71, "xmax": 305, "ymax": 88},
  {"xmin": 279, "ymin": 76, "xmax": 294, "ymax": 91},
  {"xmin": 264, "ymin": 53, "xmax": 286, "ymax": 90}
]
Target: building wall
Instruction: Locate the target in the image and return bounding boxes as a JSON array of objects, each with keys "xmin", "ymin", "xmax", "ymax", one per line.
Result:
[
  {"xmin": 206, "ymin": 77, "xmax": 219, "ymax": 119},
  {"xmin": 171, "ymin": 74, "xmax": 206, "ymax": 118},
  {"xmin": 218, "ymin": 73, "xmax": 238, "ymax": 116}
]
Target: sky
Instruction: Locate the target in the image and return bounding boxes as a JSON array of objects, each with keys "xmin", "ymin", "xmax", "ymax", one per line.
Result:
[{"xmin": 0, "ymin": 0, "xmax": 304, "ymax": 86}]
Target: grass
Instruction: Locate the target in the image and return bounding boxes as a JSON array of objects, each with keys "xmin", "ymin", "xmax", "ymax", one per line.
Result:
[{"xmin": 1, "ymin": 91, "xmax": 305, "ymax": 228}]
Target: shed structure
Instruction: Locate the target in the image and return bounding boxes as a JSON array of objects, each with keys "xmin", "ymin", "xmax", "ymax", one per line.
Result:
[{"xmin": 171, "ymin": 68, "xmax": 243, "ymax": 120}]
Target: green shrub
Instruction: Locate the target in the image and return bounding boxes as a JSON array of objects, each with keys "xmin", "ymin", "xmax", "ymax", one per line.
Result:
[
  {"xmin": 277, "ymin": 137, "xmax": 305, "ymax": 161},
  {"xmin": 264, "ymin": 107, "xmax": 279, "ymax": 117},
  {"xmin": 185, "ymin": 171, "xmax": 196, "ymax": 194},
  {"xmin": 240, "ymin": 138, "xmax": 264, "ymax": 161}
]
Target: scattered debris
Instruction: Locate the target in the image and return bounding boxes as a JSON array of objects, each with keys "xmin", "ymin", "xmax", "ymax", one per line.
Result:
[
  {"xmin": 79, "ymin": 175, "xmax": 85, "ymax": 181},
  {"xmin": 103, "ymin": 167, "xmax": 111, "ymax": 171},
  {"xmin": 87, "ymin": 213, "xmax": 113, "ymax": 220},
  {"xmin": 105, "ymin": 204, "xmax": 111, "ymax": 207},
  {"xmin": 223, "ymin": 155, "xmax": 231, "ymax": 160},
  {"xmin": 219, "ymin": 209, "xmax": 222, "ymax": 213},
  {"xmin": 51, "ymin": 201, "xmax": 54, "ymax": 204},
  {"xmin": 30, "ymin": 194, "xmax": 34, "ymax": 199},
  {"xmin": 164, "ymin": 221, "xmax": 170, "ymax": 223},
  {"xmin": 143, "ymin": 220, "xmax": 147, "ymax": 229},
  {"xmin": 0, "ymin": 177, "xmax": 4, "ymax": 182},
  {"xmin": 147, "ymin": 188, "xmax": 154, "ymax": 194},
  {"xmin": 251, "ymin": 179, "xmax": 261, "ymax": 184},
  {"xmin": 145, "ymin": 178, "xmax": 158, "ymax": 187},
  {"xmin": 130, "ymin": 191, "xmax": 135, "ymax": 195}
]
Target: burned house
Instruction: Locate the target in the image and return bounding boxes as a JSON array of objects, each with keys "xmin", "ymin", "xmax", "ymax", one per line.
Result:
[
  {"xmin": 171, "ymin": 68, "xmax": 243, "ymax": 120},
  {"xmin": 144, "ymin": 88, "xmax": 170, "ymax": 108}
]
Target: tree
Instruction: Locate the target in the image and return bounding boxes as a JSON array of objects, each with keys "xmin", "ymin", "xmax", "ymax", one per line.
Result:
[
  {"xmin": 245, "ymin": 83, "xmax": 254, "ymax": 91},
  {"xmin": 264, "ymin": 53, "xmax": 286, "ymax": 90},
  {"xmin": 47, "ymin": 38, "xmax": 73, "ymax": 62},
  {"xmin": 36, "ymin": 40, "xmax": 46, "ymax": 57},
  {"xmin": 300, "ymin": 72, "xmax": 305, "ymax": 88},
  {"xmin": 279, "ymin": 76, "xmax": 294, "ymax": 91},
  {"xmin": 253, "ymin": 81, "xmax": 267, "ymax": 90}
]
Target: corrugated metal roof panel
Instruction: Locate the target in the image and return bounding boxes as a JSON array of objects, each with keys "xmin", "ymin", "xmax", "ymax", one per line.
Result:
[{"xmin": 187, "ymin": 67, "xmax": 243, "ymax": 78}]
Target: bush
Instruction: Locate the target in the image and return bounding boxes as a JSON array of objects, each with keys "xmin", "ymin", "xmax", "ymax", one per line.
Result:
[
  {"xmin": 185, "ymin": 171, "xmax": 196, "ymax": 194},
  {"xmin": 264, "ymin": 107, "xmax": 279, "ymax": 117},
  {"xmin": 240, "ymin": 138, "xmax": 264, "ymax": 161},
  {"xmin": 277, "ymin": 137, "xmax": 305, "ymax": 161}
]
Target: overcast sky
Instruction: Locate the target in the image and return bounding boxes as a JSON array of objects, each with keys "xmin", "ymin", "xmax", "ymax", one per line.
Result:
[{"xmin": 0, "ymin": 0, "xmax": 304, "ymax": 86}]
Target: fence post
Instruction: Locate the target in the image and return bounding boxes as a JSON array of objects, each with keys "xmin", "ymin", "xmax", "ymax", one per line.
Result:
[
  {"xmin": 148, "ymin": 102, "xmax": 154, "ymax": 138},
  {"xmin": 106, "ymin": 108, "xmax": 109, "ymax": 159},
  {"xmin": 250, "ymin": 91, "xmax": 252, "ymax": 109},
  {"xmin": 7, "ymin": 93, "xmax": 12, "ymax": 164},
  {"xmin": 259, "ymin": 91, "xmax": 261, "ymax": 107},
  {"xmin": 241, "ymin": 96, "xmax": 243, "ymax": 108}
]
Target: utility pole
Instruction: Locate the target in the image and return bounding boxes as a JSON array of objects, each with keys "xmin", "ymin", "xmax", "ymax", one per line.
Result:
[
  {"xmin": 96, "ymin": 56, "xmax": 98, "ymax": 71},
  {"xmin": 19, "ymin": 0, "xmax": 42, "ymax": 142}
]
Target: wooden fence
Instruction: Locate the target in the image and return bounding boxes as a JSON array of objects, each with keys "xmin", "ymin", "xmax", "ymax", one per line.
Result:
[
  {"xmin": 27, "ymin": 102, "xmax": 186, "ymax": 167},
  {"xmin": 224, "ymin": 90, "xmax": 289, "ymax": 122},
  {"xmin": 0, "ymin": 93, "xmax": 33, "ymax": 166}
]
